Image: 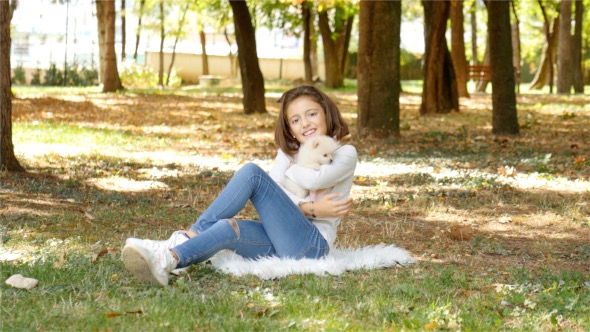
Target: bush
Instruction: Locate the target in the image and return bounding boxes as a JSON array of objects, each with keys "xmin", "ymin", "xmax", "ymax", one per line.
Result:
[
  {"xmin": 120, "ymin": 62, "xmax": 181, "ymax": 88},
  {"xmin": 30, "ymin": 68, "xmax": 42, "ymax": 85},
  {"xmin": 12, "ymin": 65, "xmax": 27, "ymax": 85},
  {"xmin": 44, "ymin": 63, "xmax": 64, "ymax": 86}
]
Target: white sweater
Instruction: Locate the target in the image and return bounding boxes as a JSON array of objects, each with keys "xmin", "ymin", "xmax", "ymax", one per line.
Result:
[{"xmin": 269, "ymin": 144, "xmax": 358, "ymax": 247}]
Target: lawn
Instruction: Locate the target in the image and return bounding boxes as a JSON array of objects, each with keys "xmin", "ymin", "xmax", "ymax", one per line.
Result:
[{"xmin": 1, "ymin": 83, "xmax": 589, "ymax": 331}]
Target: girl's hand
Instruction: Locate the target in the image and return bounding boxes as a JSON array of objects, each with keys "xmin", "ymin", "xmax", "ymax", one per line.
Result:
[{"xmin": 314, "ymin": 193, "xmax": 352, "ymax": 218}]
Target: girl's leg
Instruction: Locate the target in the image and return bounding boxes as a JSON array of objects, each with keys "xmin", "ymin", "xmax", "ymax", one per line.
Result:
[{"xmin": 177, "ymin": 163, "xmax": 328, "ymax": 264}]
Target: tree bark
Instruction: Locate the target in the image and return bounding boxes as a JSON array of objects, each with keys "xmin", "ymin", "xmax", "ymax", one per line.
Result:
[
  {"xmin": 557, "ymin": 0, "xmax": 572, "ymax": 94},
  {"xmin": 302, "ymin": 1, "xmax": 313, "ymax": 82},
  {"xmin": 199, "ymin": 27, "xmax": 209, "ymax": 75},
  {"xmin": 450, "ymin": 0, "xmax": 469, "ymax": 98},
  {"xmin": 223, "ymin": 27, "xmax": 236, "ymax": 78},
  {"xmin": 511, "ymin": 1, "xmax": 521, "ymax": 93},
  {"xmin": 96, "ymin": 0, "xmax": 123, "ymax": 92},
  {"xmin": 357, "ymin": 0, "xmax": 401, "ymax": 137},
  {"xmin": 572, "ymin": 0, "xmax": 584, "ymax": 93},
  {"xmin": 0, "ymin": 1, "xmax": 24, "ymax": 172},
  {"xmin": 420, "ymin": 0, "xmax": 459, "ymax": 115},
  {"xmin": 318, "ymin": 7, "xmax": 353, "ymax": 88},
  {"xmin": 487, "ymin": 0, "xmax": 519, "ymax": 135},
  {"xmin": 133, "ymin": 0, "xmax": 145, "ymax": 61},
  {"xmin": 229, "ymin": 0, "xmax": 266, "ymax": 114},
  {"xmin": 121, "ymin": 0, "xmax": 126, "ymax": 61},
  {"xmin": 530, "ymin": 4, "xmax": 559, "ymax": 91}
]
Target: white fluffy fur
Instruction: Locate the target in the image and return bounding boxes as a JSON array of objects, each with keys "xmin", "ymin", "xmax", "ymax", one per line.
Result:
[
  {"xmin": 209, "ymin": 244, "xmax": 416, "ymax": 279},
  {"xmin": 282, "ymin": 135, "xmax": 340, "ymax": 197}
]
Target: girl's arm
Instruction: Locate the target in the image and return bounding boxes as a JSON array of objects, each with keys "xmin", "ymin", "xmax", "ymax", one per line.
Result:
[{"xmin": 285, "ymin": 145, "xmax": 357, "ymax": 191}]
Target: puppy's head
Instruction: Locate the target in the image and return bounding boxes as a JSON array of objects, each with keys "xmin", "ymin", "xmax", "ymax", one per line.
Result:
[{"xmin": 309, "ymin": 135, "xmax": 339, "ymax": 165}]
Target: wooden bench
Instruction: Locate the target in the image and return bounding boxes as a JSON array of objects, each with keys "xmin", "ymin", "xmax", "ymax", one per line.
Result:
[{"xmin": 467, "ymin": 65, "xmax": 491, "ymax": 81}]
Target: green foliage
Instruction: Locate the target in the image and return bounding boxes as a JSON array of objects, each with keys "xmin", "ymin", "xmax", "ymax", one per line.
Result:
[
  {"xmin": 43, "ymin": 63, "xmax": 64, "ymax": 86},
  {"xmin": 120, "ymin": 62, "xmax": 181, "ymax": 88},
  {"xmin": 30, "ymin": 68, "xmax": 42, "ymax": 85},
  {"xmin": 12, "ymin": 64, "xmax": 27, "ymax": 85}
]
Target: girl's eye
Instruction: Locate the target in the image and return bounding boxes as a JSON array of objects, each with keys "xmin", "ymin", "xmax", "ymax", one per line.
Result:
[
  {"xmin": 309, "ymin": 111, "xmax": 317, "ymax": 117},
  {"xmin": 290, "ymin": 118, "xmax": 299, "ymax": 125}
]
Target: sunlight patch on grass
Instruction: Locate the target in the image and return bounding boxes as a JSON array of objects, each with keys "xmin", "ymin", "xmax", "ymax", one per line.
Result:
[{"xmin": 88, "ymin": 177, "xmax": 169, "ymax": 192}]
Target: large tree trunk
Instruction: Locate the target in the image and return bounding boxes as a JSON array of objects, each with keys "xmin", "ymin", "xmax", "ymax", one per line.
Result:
[
  {"xmin": 357, "ymin": 0, "xmax": 401, "ymax": 137},
  {"xmin": 487, "ymin": 0, "xmax": 519, "ymax": 135},
  {"xmin": 557, "ymin": 0, "xmax": 573, "ymax": 94},
  {"xmin": 0, "ymin": 1, "xmax": 24, "ymax": 172},
  {"xmin": 317, "ymin": 7, "xmax": 353, "ymax": 88},
  {"xmin": 530, "ymin": 5, "xmax": 559, "ymax": 91},
  {"xmin": 133, "ymin": 0, "xmax": 145, "ymax": 61},
  {"xmin": 199, "ymin": 26, "xmax": 209, "ymax": 75},
  {"xmin": 420, "ymin": 0, "xmax": 459, "ymax": 115},
  {"xmin": 121, "ymin": 0, "xmax": 126, "ymax": 61},
  {"xmin": 572, "ymin": 0, "xmax": 584, "ymax": 93},
  {"xmin": 166, "ymin": 2, "xmax": 190, "ymax": 86},
  {"xmin": 450, "ymin": 0, "xmax": 469, "ymax": 98},
  {"xmin": 229, "ymin": 0, "xmax": 266, "ymax": 114},
  {"xmin": 302, "ymin": 1, "xmax": 313, "ymax": 82},
  {"xmin": 96, "ymin": 0, "xmax": 123, "ymax": 92}
]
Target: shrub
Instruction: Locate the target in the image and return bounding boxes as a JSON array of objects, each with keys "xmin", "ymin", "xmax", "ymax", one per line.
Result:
[
  {"xmin": 120, "ymin": 62, "xmax": 182, "ymax": 88},
  {"xmin": 12, "ymin": 65, "xmax": 27, "ymax": 85}
]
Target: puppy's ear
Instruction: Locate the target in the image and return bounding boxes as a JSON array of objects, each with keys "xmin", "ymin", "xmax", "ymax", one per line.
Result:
[{"xmin": 312, "ymin": 140, "xmax": 321, "ymax": 149}]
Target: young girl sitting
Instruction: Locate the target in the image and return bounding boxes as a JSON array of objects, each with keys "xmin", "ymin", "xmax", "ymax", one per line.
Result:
[{"xmin": 122, "ymin": 85, "xmax": 358, "ymax": 286}]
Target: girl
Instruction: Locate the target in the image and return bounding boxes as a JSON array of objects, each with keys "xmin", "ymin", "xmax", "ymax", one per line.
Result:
[{"xmin": 122, "ymin": 85, "xmax": 358, "ymax": 286}]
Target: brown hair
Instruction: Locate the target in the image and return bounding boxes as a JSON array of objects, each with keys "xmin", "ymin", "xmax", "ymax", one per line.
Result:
[{"xmin": 274, "ymin": 85, "xmax": 349, "ymax": 156}]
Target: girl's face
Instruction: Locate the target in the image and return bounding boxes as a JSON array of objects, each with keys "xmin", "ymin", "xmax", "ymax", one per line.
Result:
[{"xmin": 286, "ymin": 96, "xmax": 328, "ymax": 145}]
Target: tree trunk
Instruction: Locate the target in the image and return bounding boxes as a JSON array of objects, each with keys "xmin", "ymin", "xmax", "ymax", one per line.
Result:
[
  {"xmin": 487, "ymin": 0, "xmax": 519, "ymax": 136},
  {"xmin": 450, "ymin": 0, "xmax": 469, "ymax": 98},
  {"xmin": 96, "ymin": 0, "xmax": 106, "ymax": 83},
  {"xmin": 470, "ymin": 0, "xmax": 478, "ymax": 65},
  {"xmin": 158, "ymin": 1, "xmax": 165, "ymax": 87},
  {"xmin": 318, "ymin": 7, "xmax": 353, "ymax": 88},
  {"xmin": 97, "ymin": 0, "xmax": 123, "ymax": 92},
  {"xmin": 420, "ymin": 0, "xmax": 459, "ymax": 115},
  {"xmin": 476, "ymin": 38, "xmax": 490, "ymax": 92},
  {"xmin": 557, "ymin": 0, "xmax": 572, "ymax": 94},
  {"xmin": 229, "ymin": 0, "xmax": 266, "ymax": 114},
  {"xmin": 572, "ymin": 0, "xmax": 584, "ymax": 93},
  {"xmin": 121, "ymin": 0, "xmax": 126, "ymax": 61},
  {"xmin": 0, "ymin": 1, "xmax": 24, "ymax": 172},
  {"xmin": 511, "ymin": 1, "xmax": 521, "ymax": 93},
  {"xmin": 223, "ymin": 27, "xmax": 236, "ymax": 78},
  {"xmin": 166, "ymin": 2, "xmax": 190, "ymax": 86},
  {"xmin": 133, "ymin": 0, "xmax": 145, "ymax": 61},
  {"xmin": 530, "ymin": 4, "xmax": 559, "ymax": 91},
  {"xmin": 199, "ymin": 27, "xmax": 209, "ymax": 75},
  {"xmin": 302, "ymin": 1, "xmax": 313, "ymax": 82},
  {"xmin": 357, "ymin": 0, "xmax": 401, "ymax": 137}
]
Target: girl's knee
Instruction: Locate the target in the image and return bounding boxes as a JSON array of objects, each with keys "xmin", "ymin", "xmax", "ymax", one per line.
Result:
[{"xmin": 240, "ymin": 162, "xmax": 263, "ymax": 175}]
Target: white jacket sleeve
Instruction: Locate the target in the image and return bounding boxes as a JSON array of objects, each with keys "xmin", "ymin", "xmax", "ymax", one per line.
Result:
[
  {"xmin": 285, "ymin": 144, "xmax": 357, "ymax": 191},
  {"xmin": 269, "ymin": 149, "xmax": 307, "ymax": 204}
]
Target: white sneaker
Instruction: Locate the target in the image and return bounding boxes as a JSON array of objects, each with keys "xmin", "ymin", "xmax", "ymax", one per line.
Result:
[
  {"xmin": 125, "ymin": 231, "xmax": 190, "ymax": 276},
  {"xmin": 122, "ymin": 242, "xmax": 177, "ymax": 286},
  {"xmin": 125, "ymin": 230, "xmax": 190, "ymax": 248}
]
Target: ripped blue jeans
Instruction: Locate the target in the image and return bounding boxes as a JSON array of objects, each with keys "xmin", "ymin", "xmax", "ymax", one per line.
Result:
[{"xmin": 171, "ymin": 163, "xmax": 329, "ymax": 268}]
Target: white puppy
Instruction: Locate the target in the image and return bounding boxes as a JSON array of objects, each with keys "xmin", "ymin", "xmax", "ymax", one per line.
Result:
[{"xmin": 282, "ymin": 135, "xmax": 340, "ymax": 198}]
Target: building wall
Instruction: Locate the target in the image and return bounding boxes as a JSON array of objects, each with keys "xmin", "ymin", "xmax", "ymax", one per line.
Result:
[{"xmin": 145, "ymin": 52, "xmax": 325, "ymax": 84}]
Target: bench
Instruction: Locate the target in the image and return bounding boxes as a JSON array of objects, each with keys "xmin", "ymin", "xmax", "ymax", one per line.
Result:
[
  {"xmin": 467, "ymin": 65, "xmax": 491, "ymax": 81},
  {"xmin": 199, "ymin": 75, "xmax": 224, "ymax": 87}
]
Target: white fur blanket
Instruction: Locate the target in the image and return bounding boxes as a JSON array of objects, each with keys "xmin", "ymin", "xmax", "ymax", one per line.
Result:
[{"xmin": 209, "ymin": 244, "xmax": 416, "ymax": 279}]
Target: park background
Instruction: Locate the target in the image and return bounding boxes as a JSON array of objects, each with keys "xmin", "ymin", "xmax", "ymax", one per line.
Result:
[{"xmin": 2, "ymin": 0, "xmax": 590, "ymax": 331}]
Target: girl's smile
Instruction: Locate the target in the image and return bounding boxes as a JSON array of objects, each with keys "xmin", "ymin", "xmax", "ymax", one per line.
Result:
[{"xmin": 286, "ymin": 97, "xmax": 328, "ymax": 144}]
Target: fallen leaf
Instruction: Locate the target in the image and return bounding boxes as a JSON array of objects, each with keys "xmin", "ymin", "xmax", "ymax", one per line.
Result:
[
  {"xmin": 498, "ymin": 216, "xmax": 512, "ymax": 224},
  {"xmin": 5, "ymin": 274, "xmax": 39, "ymax": 289},
  {"xmin": 450, "ymin": 225, "xmax": 473, "ymax": 241},
  {"xmin": 424, "ymin": 321, "xmax": 438, "ymax": 330},
  {"xmin": 92, "ymin": 247, "xmax": 120, "ymax": 263}
]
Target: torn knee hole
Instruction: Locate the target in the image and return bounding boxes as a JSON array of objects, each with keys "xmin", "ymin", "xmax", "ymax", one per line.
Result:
[{"xmin": 227, "ymin": 219, "xmax": 240, "ymax": 236}]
